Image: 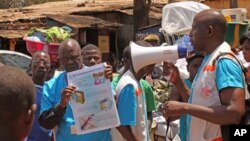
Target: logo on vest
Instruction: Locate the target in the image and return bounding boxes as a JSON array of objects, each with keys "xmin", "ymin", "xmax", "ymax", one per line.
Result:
[
  {"xmin": 136, "ymin": 88, "xmax": 141, "ymax": 96},
  {"xmin": 201, "ymin": 74, "xmax": 214, "ymax": 98}
]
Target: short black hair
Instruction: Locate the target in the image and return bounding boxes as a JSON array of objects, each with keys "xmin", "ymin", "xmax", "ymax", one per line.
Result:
[
  {"xmin": 82, "ymin": 44, "xmax": 101, "ymax": 55},
  {"xmin": 195, "ymin": 10, "xmax": 227, "ymax": 41},
  {"xmin": 122, "ymin": 46, "xmax": 130, "ymax": 60},
  {"xmin": 0, "ymin": 66, "xmax": 35, "ymax": 126},
  {"xmin": 240, "ymin": 31, "xmax": 250, "ymax": 45},
  {"xmin": 82, "ymin": 44, "xmax": 98, "ymax": 51}
]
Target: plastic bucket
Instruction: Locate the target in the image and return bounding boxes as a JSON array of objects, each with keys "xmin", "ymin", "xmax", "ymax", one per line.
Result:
[
  {"xmin": 24, "ymin": 37, "xmax": 60, "ymax": 61},
  {"xmin": 222, "ymin": 8, "xmax": 247, "ymax": 22},
  {"xmin": 24, "ymin": 39, "xmax": 45, "ymax": 55},
  {"xmin": 225, "ymin": 22, "xmax": 249, "ymax": 48},
  {"xmin": 47, "ymin": 43, "xmax": 60, "ymax": 61}
]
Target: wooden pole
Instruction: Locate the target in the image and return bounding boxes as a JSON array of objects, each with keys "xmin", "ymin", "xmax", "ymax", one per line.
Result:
[
  {"xmin": 229, "ymin": 0, "xmax": 238, "ymax": 8},
  {"xmin": 133, "ymin": 0, "xmax": 151, "ymax": 40}
]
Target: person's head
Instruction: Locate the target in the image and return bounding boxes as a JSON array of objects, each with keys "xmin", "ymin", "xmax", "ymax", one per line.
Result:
[
  {"xmin": 0, "ymin": 66, "xmax": 36, "ymax": 141},
  {"xmin": 143, "ymin": 34, "xmax": 160, "ymax": 46},
  {"xmin": 59, "ymin": 39, "xmax": 83, "ymax": 72},
  {"xmin": 31, "ymin": 51, "xmax": 50, "ymax": 83},
  {"xmin": 124, "ymin": 41, "xmax": 154, "ymax": 79},
  {"xmin": 240, "ymin": 31, "xmax": 250, "ymax": 62},
  {"xmin": 82, "ymin": 44, "xmax": 102, "ymax": 66},
  {"xmin": 189, "ymin": 9, "xmax": 227, "ymax": 54},
  {"xmin": 186, "ymin": 52, "xmax": 205, "ymax": 82},
  {"xmin": 122, "ymin": 46, "xmax": 131, "ymax": 72}
]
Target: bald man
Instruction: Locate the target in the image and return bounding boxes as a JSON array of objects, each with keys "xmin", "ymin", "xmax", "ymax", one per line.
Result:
[
  {"xmin": 0, "ymin": 66, "xmax": 36, "ymax": 141},
  {"xmin": 27, "ymin": 51, "xmax": 53, "ymax": 141},
  {"xmin": 162, "ymin": 9, "xmax": 247, "ymax": 141},
  {"xmin": 38, "ymin": 39, "xmax": 113, "ymax": 141}
]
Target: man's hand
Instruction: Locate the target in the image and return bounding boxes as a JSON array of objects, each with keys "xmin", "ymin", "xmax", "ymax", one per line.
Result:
[
  {"xmin": 116, "ymin": 126, "xmax": 139, "ymax": 141},
  {"xmin": 60, "ymin": 86, "xmax": 76, "ymax": 108},
  {"xmin": 162, "ymin": 62, "xmax": 181, "ymax": 84},
  {"xmin": 162, "ymin": 101, "xmax": 186, "ymax": 119},
  {"xmin": 163, "ymin": 62, "xmax": 190, "ymax": 102},
  {"xmin": 104, "ymin": 64, "xmax": 113, "ymax": 81}
]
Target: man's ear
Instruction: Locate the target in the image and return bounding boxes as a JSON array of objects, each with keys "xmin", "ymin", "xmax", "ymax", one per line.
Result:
[
  {"xmin": 25, "ymin": 104, "xmax": 37, "ymax": 125},
  {"xmin": 207, "ymin": 26, "xmax": 214, "ymax": 37}
]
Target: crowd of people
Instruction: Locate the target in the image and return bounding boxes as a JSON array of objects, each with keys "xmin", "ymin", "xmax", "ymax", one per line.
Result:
[{"xmin": 1, "ymin": 9, "xmax": 250, "ymax": 141}]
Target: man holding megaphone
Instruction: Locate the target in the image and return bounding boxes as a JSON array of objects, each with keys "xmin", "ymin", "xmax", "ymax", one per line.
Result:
[{"xmin": 162, "ymin": 9, "xmax": 248, "ymax": 141}]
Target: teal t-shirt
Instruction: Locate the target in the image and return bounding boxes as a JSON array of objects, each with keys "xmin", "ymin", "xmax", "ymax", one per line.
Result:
[
  {"xmin": 114, "ymin": 75, "xmax": 150, "ymax": 141},
  {"xmin": 178, "ymin": 79, "xmax": 192, "ymax": 141},
  {"xmin": 117, "ymin": 84, "xmax": 137, "ymax": 125},
  {"xmin": 112, "ymin": 75, "xmax": 156, "ymax": 112}
]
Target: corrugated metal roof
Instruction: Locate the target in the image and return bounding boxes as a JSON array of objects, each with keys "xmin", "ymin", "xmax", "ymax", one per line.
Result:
[
  {"xmin": 0, "ymin": 0, "xmax": 134, "ymax": 23},
  {"xmin": 0, "ymin": 0, "xmax": 168, "ymax": 23},
  {"xmin": 0, "ymin": 30, "xmax": 28, "ymax": 39},
  {"xmin": 46, "ymin": 14, "xmax": 122, "ymax": 29}
]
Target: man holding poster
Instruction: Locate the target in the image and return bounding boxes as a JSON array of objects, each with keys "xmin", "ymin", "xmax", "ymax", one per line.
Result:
[{"xmin": 38, "ymin": 39, "xmax": 114, "ymax": 141}]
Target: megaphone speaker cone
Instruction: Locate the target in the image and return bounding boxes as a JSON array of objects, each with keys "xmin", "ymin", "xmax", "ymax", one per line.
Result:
[{"xmin": 130, "ymin": 41, "xmax": 181, "ymax": 73}]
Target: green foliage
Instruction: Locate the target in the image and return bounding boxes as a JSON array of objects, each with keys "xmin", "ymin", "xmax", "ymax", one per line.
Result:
[{"xmin": 28, "ymin": 26, "xmax": 70, "ymax": 43}]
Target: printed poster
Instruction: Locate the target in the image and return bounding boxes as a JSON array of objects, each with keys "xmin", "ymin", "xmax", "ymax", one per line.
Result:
[{"xmin": 67, "ymin": 63, "xmax": 120, "ymax": 135}]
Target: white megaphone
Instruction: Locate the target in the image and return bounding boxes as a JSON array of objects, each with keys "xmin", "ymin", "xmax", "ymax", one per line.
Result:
[{"xmin": 130, "ymin": 36, "xmax": 193, "ymax": 73}]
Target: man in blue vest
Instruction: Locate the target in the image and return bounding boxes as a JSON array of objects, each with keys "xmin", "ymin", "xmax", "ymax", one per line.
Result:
[{"xmin": 27, "ymin": 51, "xmax": 53, "ymax": 141}]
